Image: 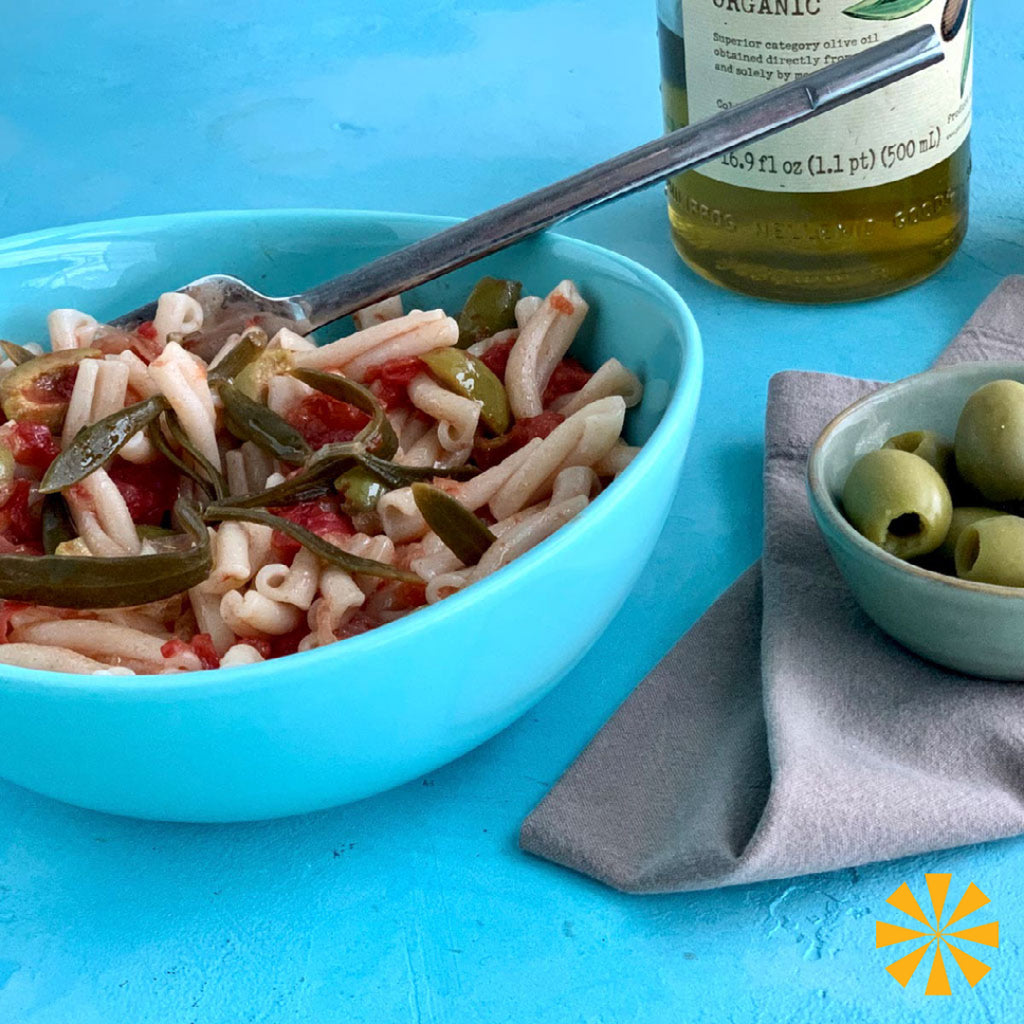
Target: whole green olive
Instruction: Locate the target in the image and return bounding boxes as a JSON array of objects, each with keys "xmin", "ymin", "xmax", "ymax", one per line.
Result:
[
  {"xmin": 934, "ymin": 506, "xmax": 1003, "ymax": 567},
  {"xmin": 842, "ymin": 448, "xmax": 953, "ymax": 559},
  {"xmin": 954, "ymin": 379, "xmax": 1024, "ymax": 502},
  {"xmin": 955, "ymin": 514, "xmax": 1024, "ymax": 587},
  {"xmin": 883, "ymin": 430, "xmax": 955, "ymax": 483}
]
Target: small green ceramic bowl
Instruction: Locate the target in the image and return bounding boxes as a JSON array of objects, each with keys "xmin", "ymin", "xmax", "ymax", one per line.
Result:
[{"xmin": 808, "ymin": 361, "xmax": 1024, "ymax": 681}]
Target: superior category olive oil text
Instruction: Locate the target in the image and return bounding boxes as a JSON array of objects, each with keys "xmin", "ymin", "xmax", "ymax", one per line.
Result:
[{"xmin": 657, "ymin": 0, "xmax": 973, "ymax": 302}]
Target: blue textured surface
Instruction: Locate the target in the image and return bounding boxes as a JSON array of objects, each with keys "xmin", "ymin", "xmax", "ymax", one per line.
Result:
[{"xmin": 0, "ymin": 1, "xmax": 1022, "ymax": 1020}]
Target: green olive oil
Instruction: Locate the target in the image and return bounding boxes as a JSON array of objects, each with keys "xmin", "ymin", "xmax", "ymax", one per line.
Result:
[{"xmin": 657, "ymin": 1, "xmax": 973, "ymax": 302}]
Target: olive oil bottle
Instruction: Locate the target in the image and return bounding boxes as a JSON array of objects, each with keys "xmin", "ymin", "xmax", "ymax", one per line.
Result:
[{"xmin": 657, "ymin": 0, "xmax": 974, "ymax": 302}]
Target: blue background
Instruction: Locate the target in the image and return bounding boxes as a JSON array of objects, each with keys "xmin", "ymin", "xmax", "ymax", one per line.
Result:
[{"xmin": 1, "ymin": 1, "xmax": 1021, "ymax": 1020}]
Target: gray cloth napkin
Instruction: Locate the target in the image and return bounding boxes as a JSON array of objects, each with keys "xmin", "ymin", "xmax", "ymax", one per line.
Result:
[{"xmin": 520, "ymin": 277, "xmax": 1024, "ymax": 894}]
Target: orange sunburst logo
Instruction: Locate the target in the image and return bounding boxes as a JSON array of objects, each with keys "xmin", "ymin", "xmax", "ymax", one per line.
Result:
[{"xmin": 876, "ymin": 874, "xmax": 999, "ymax": 995}]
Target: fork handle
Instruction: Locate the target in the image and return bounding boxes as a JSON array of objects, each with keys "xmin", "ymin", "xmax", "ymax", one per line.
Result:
[{"xmin": 294, "ymin": 26, "xmax": 942, "ymax": 330}]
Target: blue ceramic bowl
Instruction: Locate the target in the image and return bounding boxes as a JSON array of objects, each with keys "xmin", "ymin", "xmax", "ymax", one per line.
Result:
[
  {"xmin": 0, "ymin": 209, "xmax": 702, "ymax": 821},
  {"xmin": 808, "ymin": 362, "xmax": 1024, "ymax": 680}
]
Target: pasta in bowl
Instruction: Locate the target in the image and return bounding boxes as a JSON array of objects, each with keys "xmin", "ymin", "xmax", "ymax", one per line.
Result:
[
  {"xmin": 0, "ymin": 278, "xmax": 642, "ymax": 674},
  {"xmin": 0, "ymin": 209, "xmax": 701, "ymax": 819}
]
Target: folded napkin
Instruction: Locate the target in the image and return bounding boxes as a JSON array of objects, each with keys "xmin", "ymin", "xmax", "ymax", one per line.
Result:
[{"xmin": 520, "ymin": 277, "xmax": 1024, "ymax": 894}]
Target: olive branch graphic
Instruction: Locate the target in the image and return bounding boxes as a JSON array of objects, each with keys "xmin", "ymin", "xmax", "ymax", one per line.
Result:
[
  {"xmin": 843, "ymin": 0, "xmax": 973, "ymax": 96},
  {"xmin": 843, "ymin": 0, "xmax": 935, "ymax": 20}
]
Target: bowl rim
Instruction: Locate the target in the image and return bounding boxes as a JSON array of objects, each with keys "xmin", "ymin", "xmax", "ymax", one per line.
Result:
[
  {"xmin": 0, "ymin": 207, "xmax": 704, "ymax": 694},
  {"xmin": 808, "ymin": 359, "xmax": 1024, "ymax": 602}
]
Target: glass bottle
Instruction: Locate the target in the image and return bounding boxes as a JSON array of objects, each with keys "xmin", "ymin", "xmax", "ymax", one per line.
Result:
[{"xmin": 657, "ymin": 0, "xmax": 973, "ymax": 302}]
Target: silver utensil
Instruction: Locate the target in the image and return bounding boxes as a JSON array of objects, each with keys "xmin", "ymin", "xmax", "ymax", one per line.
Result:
[{"xmin": 112, "ymin": 25, "xmax": 942, "ymax": 341}]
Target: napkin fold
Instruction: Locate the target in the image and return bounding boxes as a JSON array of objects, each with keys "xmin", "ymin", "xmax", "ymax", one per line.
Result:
[{"xmin": 520, "ymin": 277, "xmax": 1024, "ymax": 894}]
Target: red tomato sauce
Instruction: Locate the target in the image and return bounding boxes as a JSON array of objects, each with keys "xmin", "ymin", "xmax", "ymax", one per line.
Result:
[
  {"xmin": 549, "ymin": 293, "xmax": 576, "ymax": 316},
  {"xmin": 364, "ymin": 356, "xmax": 424, "ymax": 410},
  {"xmin": 270, "ymin": 497, "xmax": 354, "ymax": 558},
  {"xmin": 473, "ymin": 411, "xmax": 564, "ymax": 471},
  {"xmin": 161, "ymin": 633, "xmax": 221, "ymax": 670},
  {"xmin": 542, "ymin": 358, "xmax": 591, "ymax": 406},
  {"xmin": 335, "ymin": 609, "xmax": 379, "ymax": 641},
  {"xmin": 267, "ymin": 624, "xmax": 308, "ymax": 659},
  {"xmin": 479, "ymin": 339, "xmax": 515, "ymax": 380},
  {"xmin": 286, "ymin": 393, "xmax": 369, "ymax": 448},
  {"xmin": 0, "ymin": 479, "xmax": 42, "ymax": 548},
  {"xmin": 4, "ymin": 422, "xmax": 61, "ymax": 472},
  {"xmin": 107, "ymin": 456, "xmax": 180, "ymax": 526}
]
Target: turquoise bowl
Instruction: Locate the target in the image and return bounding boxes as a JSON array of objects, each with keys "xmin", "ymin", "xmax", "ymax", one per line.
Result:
[
  {"xmin": 0, "ymin": 210, "xmax": 702, "ymax": 821},
  {"xmin": 808, "ymin": 362, "xmax": 1024, "ymax": 681}
]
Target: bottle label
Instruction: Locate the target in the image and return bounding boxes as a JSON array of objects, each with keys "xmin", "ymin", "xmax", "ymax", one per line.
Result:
[{"xmin": 679, "ymin": 0, "xmax": 973, "ymax": 192}]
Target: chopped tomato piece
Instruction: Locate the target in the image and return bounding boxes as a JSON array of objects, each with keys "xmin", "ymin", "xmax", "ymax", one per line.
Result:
[
  {"xmin": 473, "ymin": 411, "xmax": 564, "ymax": 470},
  {"xmin": 244, "ymin": 636, "xmax": 273, "ymax": 660},
  {"xmin": 130, "ymin": 323, "xmax": 165, "ymax": 362},
  {"xmin": 286, "ymin": 393, "xmax": 369, "ymax": 448},
  {"xmin": 387, "ymin": 580, "xmax": 427, "ymax": 611},
  {"xmin": 475, "ymin": 507, "xmax": 498, "ymax": 527},
  {"xmin": 160, "ymin": 634, "xmax": 220, "ymax": 670},
  {"xmin": 478, "ymin": 338, "xmax": 515, "ymax": 380},
  {"xmin": 160, "ymin": 636, "xmax": 188, "ymax": 660},
  {"xmin": 269, "ymin": 624, "xmax": 309, "ymax": 659},
  {"xmin": 364, "ymin": 356, "xmax": 424, "ymax": 409},
  {"xmin": 549, "ymin": 293, "xmax": 575, "ymax": 316},
  {"xmin": 190, "ymin": 634, "xmax": 220, "ymax": 670},
  {"xmin": 107, "ymin": 456, "xmax": 179, "ymax": 526},
  {"xmin": 542, "ymin": 357, "xmax": 591, "ymax": 406},
  {"xmin": 335, "ymin": 609, "xmax": 379, "ymax": 641},
  {"xmin": 1, "ymin": 479, "xmax": 42, "ymax": 546},
  {"xmin": 270, "ymin": 497, "xmax": 354, "ymax": 558},
  {"xmin": 4, "ymin": 422, "xmax": 61, "ymax": 471}
]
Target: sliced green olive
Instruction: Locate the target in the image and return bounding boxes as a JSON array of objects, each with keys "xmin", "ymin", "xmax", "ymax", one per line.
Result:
[
  {"xmin": 411, "ymin": 482, "xmax": 495, "ymax": 566},
  {"xmin": 420, "ymin": 348, "xmax": 510, "ymax": 435},
  {"xmin": 0, "ymin": 498, "xmax": 211, "ymax": 608},
  {"xmin": 234, "ymin": 348, "xmax": 294, "ymax": 401},
  {"xmin": 955, "ymin": 515, "xmax": 1024, "ymax": 587},
  {"xmin": 290, "ymin": 366, "xmax": 399, "ymax": 458},
  {"xmin": 335, "ymin": 465, "xmax": 389, "ymax": 517},
  {"xmin": 883, "ymin": 430, "xmax": 954, "ymax": 484},
  {"xmin": 842, "ymin": 448, "xmax": 952, "ymax": 559},
  {"xmin": 456, "ymin": 277, "xmax": 522, "ymax": 347},
  {"xmin": 40, "ymin": 395, "xmax": 169, "ymax": 493},
  {"xmin": 0, "ymin": 339, "xmax": 37, "ymax": 366},
  {"xmin": 204, "ymin": 503, "xmax": 419, "ymax": 582},
  {"xmin": 218, "ymin": 382, "xmax": 311, "ymax": 465},
  {"xmin": 0, "ymin": 348, "xmax": 102, "ymax": 430},
  {"xmin": 41, "ymin": 494, "xmax": 77, "ymax": 555},
  {"xmin": 207, "ymin": 327, "xmax": 269, "ymax": 384}
]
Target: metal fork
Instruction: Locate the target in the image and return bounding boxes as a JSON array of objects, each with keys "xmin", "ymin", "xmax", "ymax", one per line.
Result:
[{"xmin": 110, "ymin": 26, "xmax": 942, "ymax": 342}]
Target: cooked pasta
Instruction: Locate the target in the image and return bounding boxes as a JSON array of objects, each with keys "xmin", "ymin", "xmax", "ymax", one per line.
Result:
[
  {"xmin": 0, "ymin": 275, "xmax": 642, "ymax": 673},
  {"xmin": 47, "ymin": 309, "xmax": 100, "ymax": 352}
]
